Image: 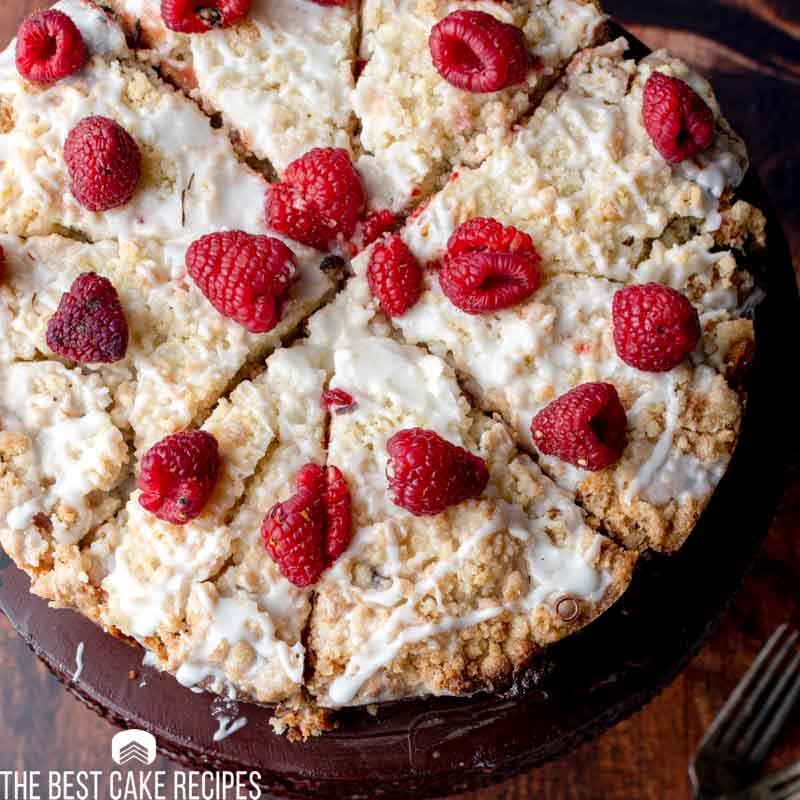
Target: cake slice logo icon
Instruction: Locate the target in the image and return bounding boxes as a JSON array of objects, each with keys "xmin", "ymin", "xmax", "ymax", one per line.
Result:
[{"xmin": 112, "ymin": 729, "xmax": 157, "ymax": 766}]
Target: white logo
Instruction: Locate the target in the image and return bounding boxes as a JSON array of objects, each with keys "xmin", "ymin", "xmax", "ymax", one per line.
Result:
[{"xmin": 111, "ymin": 729, "xmax": 157, "ymax": 766}]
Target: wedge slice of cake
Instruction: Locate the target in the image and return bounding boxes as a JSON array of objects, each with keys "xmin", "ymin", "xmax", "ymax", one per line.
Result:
[
  {"xmin": 0, "ymin": 360, "xmax": 129, "ymax": 593},
  {"xmin": 0, "ymin": 0, "xmax": 270, "ymax": 242},
  {"xmin": 304, "ymin": 285, "xmax": 634, "ymax": 706},
  {"xmin": 105, "ymin": 0, "xmax": 359, "ymax": 173},
  {"xmin": 354, "ymin": 0, "xmax": 606, "ymax": 212},
  {"xmin": 93, "ymin": 343, "xmax": 327, "ymax": 703}
]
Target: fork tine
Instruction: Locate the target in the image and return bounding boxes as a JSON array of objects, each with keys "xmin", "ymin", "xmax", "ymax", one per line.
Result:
[
  {"xmin": 706, "ymin": 625, "xmax": 795, "ymax": 747},
  {"xmin": 748, "ymin": 654, "xmax": 800, "ymax": 765},
  {"xmin": 738, "ymin": 648, "xmax": 800, "ymax": 760},
  {"xmin": 718, "ymin": 627, "xmax": 798, "ymax": 748},
  {"xmin": 768, "ymin": 760, "xmax": 800, "ymax": 800}
]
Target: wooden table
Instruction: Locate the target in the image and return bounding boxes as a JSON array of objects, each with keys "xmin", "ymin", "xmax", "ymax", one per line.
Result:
[{"xmin": 0, "ymin": 1, "xmax": 798, "ymax": 798}]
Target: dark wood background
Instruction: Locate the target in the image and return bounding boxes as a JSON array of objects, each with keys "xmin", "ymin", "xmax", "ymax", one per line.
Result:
[{"xmin": 0, "ymin": 1, "xmax": 798, "ymax": 798}]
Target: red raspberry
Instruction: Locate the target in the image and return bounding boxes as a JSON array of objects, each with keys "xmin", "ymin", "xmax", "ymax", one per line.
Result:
[
  {"xmin": 15, "ymin": 10, "xmax": 85, "ymax": 84},
  {"xmin": 324, "ymin": 465, "xmax": 352, "ymax": 562},
  {"xmin": 295, "ymin": 462, "xmax": 326, "ymax": 496},
  {"xmin": 262, "ymin": 463, "xmax": 352, "ymax": 587},
  {"xmin": 265, "ymin": 148, "xmax": 365, "ymax": 250},
  {"xmin": 321, "ymin": 388, "xmax": 354, "ymax": 409},
  {"xmin": 439, "ymin": 217, "xmax": 540, "ymax": 314},
  {"xmin": 367, "ymin": 234, "xmax": 423, "ymax": 317},
  {"xmin": 64, "ymin": 116, "xmax": 141, "ymax": 212},
  {"xmin": 160, "ymin": 0, "xmax": 249, "ymax": 33},
  {"xmin": 446, "ymin": 216, "xmax": 538, "ymax": 260},
  {"xmin": 642, "ymin": 72, "xmax": 715, "ymax": 165},
  {"xmin": 386, "ymin": 428, "xmax": 489, "ymax": 516},
  {"xmin": 612, "ymin": 283, "xmax": 701, "ymax": 372},
  {"xmin": 185, "ymin": 231, "xmax": 298, "ymax": 333},
  {"xmin": 355, "ymin": 209, "xmax": 396, "ymax": 252},
  {"xmin": 530, "ymin": 383, "xmax": 627, "ymax": 471},
  {"xmin": 46, "ymin": 273, "xmax": 128, "ymax": 364},
  {"xmin": 138, "ymin": 430, "xmax": 221, "ymax": 525},
  {"xmin": 429, "ymin": 10, "xmax": 533, "ymax": 94}
]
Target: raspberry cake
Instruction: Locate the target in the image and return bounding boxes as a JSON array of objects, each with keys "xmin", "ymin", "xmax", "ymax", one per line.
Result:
[
  {"xmin": 104, "ymin": 0, "xmax": 359, "ymax": 172},
  {"xmin": 0, "ymin": 0, "xmax": 765, "ymax": 741}
]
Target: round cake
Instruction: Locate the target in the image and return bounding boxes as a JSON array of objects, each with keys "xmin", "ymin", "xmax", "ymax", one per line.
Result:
[{"xmin": 0, "ymin": 0, "xmax": 769, "ymax": 748}]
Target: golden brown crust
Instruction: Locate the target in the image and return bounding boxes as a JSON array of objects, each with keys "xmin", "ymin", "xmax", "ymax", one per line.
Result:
[{"xmin": 0, "ymin": 0, "xmax": 765, "ymax": 728}]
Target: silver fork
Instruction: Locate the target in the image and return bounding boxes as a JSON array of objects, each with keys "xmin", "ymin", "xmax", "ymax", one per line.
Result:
[
  {"xmin": 724, "ymin": 761, "xmax": 800, "ymax": 800},
  {"xmin": 690, "ymin": 624, "xmax": 800, "ymax": 799}
]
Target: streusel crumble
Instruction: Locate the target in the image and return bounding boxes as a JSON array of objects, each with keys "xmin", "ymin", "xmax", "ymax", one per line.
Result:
[{"xmin": 0, "ymin": 0, "xmax": 764, "ymax": 738}]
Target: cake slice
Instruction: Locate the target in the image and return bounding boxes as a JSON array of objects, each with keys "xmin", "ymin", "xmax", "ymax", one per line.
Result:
[
  {"xmin": 304, "ymin": 286, "xmax": 634, "ymax": 707},
  {"xmin": 354, "ymin": 0, "xmax": 606, "ymax": 212},
  {"xmin": 165, "ymin": 344, "xmax": 329, "ymax": 704},
  {"xmin": 96, "ymin": 343, "xmax": 328, "ymax": 704},
  {"xmin": 0, "ymin": 360, "xmax": 129, "ymax": 611},
  {"xmin": 0, "ymin": 233, "xmax": 334, "ymax": 455},
  {"xmin": 105, "ymin": 0, "xmax": 359, "ymax": 173},
  {"xmin": 402, "ymin": 38, "xmax": 760, "ymax": 281},
  {"xmin": 0, "ymin": 0, "xmax": 270, "ymax": 242}
]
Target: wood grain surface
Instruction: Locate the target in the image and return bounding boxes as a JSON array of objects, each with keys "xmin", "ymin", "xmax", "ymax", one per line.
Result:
[{"xmin": 0, "ymin": 1, "xmax": 798, "ymax": 798}]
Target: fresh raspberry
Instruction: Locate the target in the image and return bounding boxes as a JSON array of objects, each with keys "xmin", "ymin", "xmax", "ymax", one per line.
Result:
[
  {"xmin": 15, "ymin": 10, "xmax": 85, "ymax": 84},
  {"xmin": 265, "ymin": 506, "xmax": 323, "ymax": 587},
  {"xmin": 262, "ymin": 463, "xmax": 352, "ymax": 587},
  {"xmin": 185, "ymin": 231, "xmax": 298, "ymax": 333},
  {"xmin": 64, "ymin": 116, "xmax": 141, "ymax": 212},
  {"xmin": 530, "ymin": 383, "xmax": 627, "ymax": 471},
  {"xmin": 355, "ymin": 209, "xmax": 396, "ymax": 252},
  {"xmin": 612, "ymin": 283, "xmax": 701, "ymax": 372},
  {"xmin": 386, "ymin": 428, "xmax": 489, "ymax": 516},
  {"xmin": 321, "ymin": 388, "xmax": 354, "ymax": 409},
  {"xmin": 367, "ymin": 234, "xmax": 423, "ymax": 317},
  {"xmin": 642, "ymin": 72, "xmax": 715, "ymax": 164},
  {"xmin": 429, "ymin": 10, "xmax": 533, "ymax": 94},
  {"xmin": 160, "ymin": 0, "xmax": 249, "ymax": 33},
  {"xmin": 46, "ymin": 273, "xmax": 128, "ymax": 364},
  {"xmin": 265, "ymin": 148, "xmax": 365, "ymax": 250},
  {"xmin": 138, "ymin": 430, "xmax": 221, "ymax": 525},
  {"xmin": 439, "ymin": 217, "xmax": 540, "ymax": 314},
  {"xmin": 445, "ymin": 216, "xmax": 538, "ymax": 261},
  {"xmin": 324, "ymin": 465, "xmax": 352, "ymax": 562},
  {"xmin": 295, "ymin": 462, "xmax": 326, "ymax": 496}
]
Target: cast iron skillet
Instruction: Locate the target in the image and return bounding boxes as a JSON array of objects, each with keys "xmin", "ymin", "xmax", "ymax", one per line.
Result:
[{"xmin": 0, "ymin": 23, "xmax": 796, "ymax": 800}]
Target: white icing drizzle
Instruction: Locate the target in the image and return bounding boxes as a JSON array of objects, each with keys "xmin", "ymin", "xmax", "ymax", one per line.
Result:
[
  {"xmin": 191, "ymin": 0, "xmax": 356, "ymax": 172},
  {"xmin": 327, "ymin": 514, "xmax": 506, "ymax": 705},
  {"xmin": 73, "ymin": 641, "xmax": 85, "ymax": 682},
  {"xmin": 53, "ymin": 0, "xmax": 130, "ymax": 57},
  {"xmin": 174, "ymin": 589, "xmax": 305, "ymax": 693},
  {"xmin": 0, "ymin": 361, "xmax": 128, "ymax": 550},
  {"xmin": 327, "ymin": 500, "xmax": 611, "ymax": 706},
  {"xmin": 676, "ymin": 146, "xmax": 746, "ymax": 232},
  {"xmin": 212, "ymin": 715, "xmax": 248, "ymax": 743},
  {"xmin": 142, "ymin": 650, "xmax": 158, "ymax": 668},
  {"xmin": 623, "ymin": 373, "xmax": 680, "ymax": 505}
]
